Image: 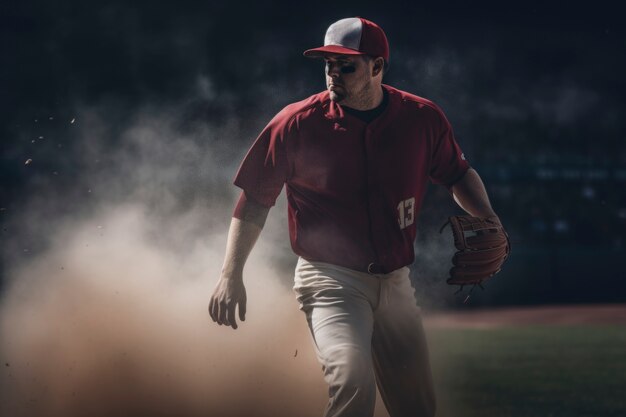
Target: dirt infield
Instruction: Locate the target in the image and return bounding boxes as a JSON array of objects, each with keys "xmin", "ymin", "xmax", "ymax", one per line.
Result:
[{"xmin": 423, "ymin": 304, "xmax": 626, "ymax": 329}]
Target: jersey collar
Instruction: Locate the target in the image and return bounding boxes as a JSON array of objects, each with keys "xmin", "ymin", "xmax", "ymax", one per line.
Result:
[{"xmin": 324, "ymin": 84, "xmax": 399, "ymax": 126}]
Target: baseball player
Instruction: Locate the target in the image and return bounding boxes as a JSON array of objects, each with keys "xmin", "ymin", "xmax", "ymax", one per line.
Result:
[{"xmin": 209, "ymin": 17, "xmax": 509, "ymax": 417}]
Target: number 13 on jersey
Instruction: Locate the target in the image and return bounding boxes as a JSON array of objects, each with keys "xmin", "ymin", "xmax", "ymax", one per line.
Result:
[{"xmin": 397, "ymin": 197, "xmax": 415, "ymax": 229}]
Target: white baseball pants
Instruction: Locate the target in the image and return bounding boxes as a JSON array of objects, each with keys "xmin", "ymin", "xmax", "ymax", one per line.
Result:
[{"xmin": 293, "ymin": 257, "xmax": 436, "ymax": 417}]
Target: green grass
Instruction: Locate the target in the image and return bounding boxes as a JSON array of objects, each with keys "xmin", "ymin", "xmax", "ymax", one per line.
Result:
[{"xmin": 428, "ymin": 325, "xmax": 626, "ymax": 417}]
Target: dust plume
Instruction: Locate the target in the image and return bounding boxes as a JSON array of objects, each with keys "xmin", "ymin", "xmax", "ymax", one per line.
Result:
[{"xmin": 0, "ymin": 202, "xmax": 334, "ymax": 417}]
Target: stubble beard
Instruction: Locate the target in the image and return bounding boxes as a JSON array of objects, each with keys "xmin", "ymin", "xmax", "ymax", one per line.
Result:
[
  {"xmin": 329, "ymin": 83, "xmax": 373, "ymax": 109},
  {"xmin": 329, "ymin": 89, "xmax": 346, "ymax": 103}
]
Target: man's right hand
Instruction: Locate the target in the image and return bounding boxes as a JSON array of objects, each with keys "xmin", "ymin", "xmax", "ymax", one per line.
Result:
[
  {"xmin": 208, "ymin": 276, "xmax": 247, "ymax": 329},
  {"xmin": 209, "ymin": 204, "xmax": 269, "ymax": 330}
]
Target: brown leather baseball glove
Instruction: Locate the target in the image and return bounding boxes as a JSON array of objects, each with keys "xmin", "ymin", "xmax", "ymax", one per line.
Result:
[{"xmin": 440, "ymin": 215, "xmax": 510, "ymax": 287}]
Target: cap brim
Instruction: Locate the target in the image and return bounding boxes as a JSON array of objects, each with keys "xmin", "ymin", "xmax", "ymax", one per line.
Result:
[{"xmin": 303, "ymin": 45, "xmax": 366, "ymax": 57}]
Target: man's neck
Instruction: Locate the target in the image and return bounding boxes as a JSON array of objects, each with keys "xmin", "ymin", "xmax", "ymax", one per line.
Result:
[{"xmin": 343, "ymin": 84, "xmax": 384, "ymax": 111}]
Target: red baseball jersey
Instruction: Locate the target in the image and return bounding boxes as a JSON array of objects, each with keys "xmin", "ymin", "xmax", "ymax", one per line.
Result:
[{"xmin": 233, "ymin": 84, "xmax": 470, "ymax": 273}]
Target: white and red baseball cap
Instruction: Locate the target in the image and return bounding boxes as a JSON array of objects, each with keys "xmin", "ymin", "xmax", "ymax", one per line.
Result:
[{"xmin": 303, "ymin": 17, "xmax": 390, "ymax": 63}]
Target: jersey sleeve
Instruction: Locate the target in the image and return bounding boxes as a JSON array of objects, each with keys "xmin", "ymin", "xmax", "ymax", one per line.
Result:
[
  {"xmin": 428, "ymin": 107, "xmax": 470, "ymax": 186},
  {"xmin": 233, "ymin": 111, "xmax": 292, "ymax": 207}
]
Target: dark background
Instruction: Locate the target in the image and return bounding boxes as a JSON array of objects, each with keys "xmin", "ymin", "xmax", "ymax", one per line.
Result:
[{"xmin": 1, "ymin": 1, "xmax": 625, "ymax": 307}]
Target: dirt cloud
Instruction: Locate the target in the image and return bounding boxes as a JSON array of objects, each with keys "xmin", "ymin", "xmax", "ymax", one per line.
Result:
[{"xmin": 0, "ymin": 202, "xmax": 336, "ymax": 417}]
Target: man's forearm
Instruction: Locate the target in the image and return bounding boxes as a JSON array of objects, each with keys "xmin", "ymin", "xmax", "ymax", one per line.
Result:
[
  {"xmin": 221, "ymin": 201, "xmax": 271, "ymax": 279},
  {"xmin": 450, "ymin": 168, "xmax": 497, "ymax": 217}
]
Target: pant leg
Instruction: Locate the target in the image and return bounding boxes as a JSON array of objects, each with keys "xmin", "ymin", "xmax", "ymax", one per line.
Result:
[
  {"xmin": 294, "ymin": 258, "xmax": 380, "ymax": 417},
  {"xmin": 372, "ymin": 268, "xmax": 436, "ymax": 417}
]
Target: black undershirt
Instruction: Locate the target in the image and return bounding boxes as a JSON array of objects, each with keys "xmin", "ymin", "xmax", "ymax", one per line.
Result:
[{"xmin": 342, "ymin": 87, "xmax": 389, "ymax": 123}]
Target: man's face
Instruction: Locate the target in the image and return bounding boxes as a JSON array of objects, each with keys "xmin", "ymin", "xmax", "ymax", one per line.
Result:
[{"xmin": 324, "ymin": 54, "xmax": 372, "ymax": 103}]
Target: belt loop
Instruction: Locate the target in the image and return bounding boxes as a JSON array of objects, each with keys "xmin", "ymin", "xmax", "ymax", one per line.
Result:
[{"xmin": 367, "ymin": 263, "xmax": 383, "ymax": 274}]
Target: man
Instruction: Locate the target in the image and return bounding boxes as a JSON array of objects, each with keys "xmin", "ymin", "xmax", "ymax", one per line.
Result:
[{"xmin": 209, "ymin": 17, "xmax": 503, "ymax": 417}]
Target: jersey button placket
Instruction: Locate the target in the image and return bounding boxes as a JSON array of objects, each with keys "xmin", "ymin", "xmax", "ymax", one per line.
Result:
[{"xmin": 364, "ymin": 126, "xmax": 388, "ymax": 271}]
